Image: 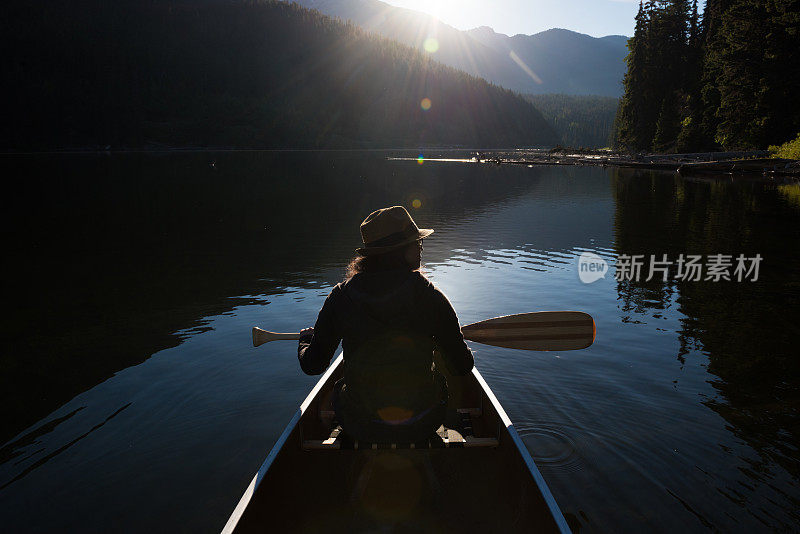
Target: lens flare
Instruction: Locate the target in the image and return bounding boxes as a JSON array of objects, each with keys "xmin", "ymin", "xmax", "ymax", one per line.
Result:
[
  {"xmin": 412, "ymin": 199, "xmax": 422, "ymax": 209},
  {"xmin": 376, "ymin": 406, "xmax": 414, "ymax": 424},
  {"xmin": 509, "ymin": 50, "xmax": 543, "ymax": 85},
  {"xmin": 423, "ymin": 37, "xmax": 439, "ymax": 53},
  {"xmin": 358, "ymin": 454, "xmax": 421, "ymax": 520},
  {"xmin": 417, "ymin": 153, "xmax": 424, "ymax": 165},
  {"xmin": 420, "ymin": 98, "xmax": 432, "ymax": 111}
]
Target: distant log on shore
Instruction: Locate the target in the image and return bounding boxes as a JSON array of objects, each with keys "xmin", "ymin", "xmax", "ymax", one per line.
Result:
[{"xmin": 676, "ymin": 158, "xmax": 798, "ymax": 176}]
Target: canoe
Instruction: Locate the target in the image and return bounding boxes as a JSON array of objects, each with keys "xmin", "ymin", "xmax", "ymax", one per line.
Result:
[{"xmin": 222, "ymin": 354, "xmax": 571, "ymax": 533}]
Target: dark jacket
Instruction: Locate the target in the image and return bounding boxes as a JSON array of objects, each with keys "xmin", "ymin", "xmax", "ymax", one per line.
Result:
[{"xmin": 298, "ymin": 269, "xmax": 473, "ymax": 441}]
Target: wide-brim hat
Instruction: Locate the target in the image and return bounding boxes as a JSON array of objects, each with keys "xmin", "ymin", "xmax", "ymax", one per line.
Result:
[{"xmin": 356, "ymin": 205, "xmax": 434, "ymax": 256}]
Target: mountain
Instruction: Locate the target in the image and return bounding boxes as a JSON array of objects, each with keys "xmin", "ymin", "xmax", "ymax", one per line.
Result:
[
  {"xmin": 471, "ymin": 28, "xmax": 628, "ymax": 97},
  {"xmin": 3, "ymin": 1, "xmax": 559, "ymax": 150},
  {"xmin": 294, "ymin": 0, "xmax": 628, "ymax": 96}
]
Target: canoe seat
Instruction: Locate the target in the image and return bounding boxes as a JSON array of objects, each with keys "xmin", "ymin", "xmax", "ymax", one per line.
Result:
[{"xmin": 302, "ymin": 411, "xmax": 498, "ymax": 451}]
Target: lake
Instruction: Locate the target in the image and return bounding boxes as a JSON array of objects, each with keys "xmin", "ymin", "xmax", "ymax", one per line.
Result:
[{"xmin": 1, "ymin": 151, "xmax": 798, "ymax": 532}]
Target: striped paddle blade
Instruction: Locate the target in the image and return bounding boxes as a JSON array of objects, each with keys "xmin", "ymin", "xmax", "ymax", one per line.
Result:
[{"xmin": 460, "ymin": 311, "xmax": 595, "ymax": 351}]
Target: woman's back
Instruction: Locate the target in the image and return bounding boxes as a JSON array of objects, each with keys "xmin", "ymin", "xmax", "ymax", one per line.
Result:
[
  {"xmin": 338, "ymin": 270, "xmax": 437, "ymax": 417},
  {"xmin": 297, "ymin": 206, "xmax": 473, "ymax": 442}
]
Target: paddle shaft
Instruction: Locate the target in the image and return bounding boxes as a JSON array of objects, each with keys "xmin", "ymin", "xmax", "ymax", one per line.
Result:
[{"xmin": 253, "ymin": 311, "xmax": 594, "ymax": 351}]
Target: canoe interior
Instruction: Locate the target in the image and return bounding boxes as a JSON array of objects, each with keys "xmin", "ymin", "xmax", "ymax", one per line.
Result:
[{"xmin": 229, "ymin": 355, "xmax": 568, "ymax": 533}]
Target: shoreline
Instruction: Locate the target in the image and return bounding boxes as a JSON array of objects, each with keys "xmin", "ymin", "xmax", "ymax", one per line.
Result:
[
  {"xmin": 437, "ymin": 149, "xmax": 800, "ymax": 179},
  {"xmin": 3, "ymin": 147, "xmax": 797, "ymax": 179}
]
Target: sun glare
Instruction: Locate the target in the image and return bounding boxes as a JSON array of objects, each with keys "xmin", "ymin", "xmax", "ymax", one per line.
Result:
[{"xmin": 423, "ymin": 37, "xmax": 439, "ymax": 53}]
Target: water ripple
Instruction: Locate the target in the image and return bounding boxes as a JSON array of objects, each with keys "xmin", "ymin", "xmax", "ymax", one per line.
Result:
[{"xmin": 515, "ymin": 421, "xmax": 586, "ymax": 474}]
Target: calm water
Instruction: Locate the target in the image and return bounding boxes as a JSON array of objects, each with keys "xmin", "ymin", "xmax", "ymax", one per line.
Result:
[{"xmin": 1, "ymin": 151, "xmax": 799, "ymax": 532}]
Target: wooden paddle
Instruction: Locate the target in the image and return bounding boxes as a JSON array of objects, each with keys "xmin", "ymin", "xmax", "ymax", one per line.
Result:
[{"xmin": 252, "ymin": 311, "xmax": 595, "ymax": 351}]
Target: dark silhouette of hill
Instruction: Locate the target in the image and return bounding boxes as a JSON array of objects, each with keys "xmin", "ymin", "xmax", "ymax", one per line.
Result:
[
  {"xmin": 295, "ymin": 0, "xmax": 628, "ymax": 96},
  {"xmin": 3, "ymin": 1, "xmax": 558, "ymax": 150}
]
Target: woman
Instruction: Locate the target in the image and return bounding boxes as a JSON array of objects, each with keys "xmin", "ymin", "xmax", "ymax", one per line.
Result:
[{"xmin": 298, "ymin": 206, "xmax": 474, "ymax": 443}]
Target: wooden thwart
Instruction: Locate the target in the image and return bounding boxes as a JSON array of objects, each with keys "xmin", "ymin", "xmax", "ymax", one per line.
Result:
[{"xmin": 302, "ymin": 410, "xmax": 499, "ymax": 451}]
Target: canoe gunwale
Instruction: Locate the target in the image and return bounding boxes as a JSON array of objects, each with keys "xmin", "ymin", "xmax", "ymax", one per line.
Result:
[
  {"xmin": 220, "ymin": 353, "xmax": 345, "ymax": 534},
  {"xmin": 471, "ymin": 366, "xmax": 571, "ymax": 534}
]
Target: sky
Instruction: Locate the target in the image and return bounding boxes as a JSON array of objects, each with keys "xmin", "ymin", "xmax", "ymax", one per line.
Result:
[{"xmin": 381, "ymin": 0, "xmax": 641, "ymax": 37}]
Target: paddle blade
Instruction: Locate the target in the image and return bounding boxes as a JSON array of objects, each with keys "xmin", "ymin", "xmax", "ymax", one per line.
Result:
[{"xmin": 460, "ymin": 311, "xmax": 595, "ymax": 351}]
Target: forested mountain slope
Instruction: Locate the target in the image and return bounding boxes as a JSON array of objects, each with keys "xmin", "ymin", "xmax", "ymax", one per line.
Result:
[
  {"xmin": 4, "ymin": 1, "xmax": 558, "ymax": 150},
  {"xmin": 526, "ymin": 94, "xmax": 620, "ymax": 148}
]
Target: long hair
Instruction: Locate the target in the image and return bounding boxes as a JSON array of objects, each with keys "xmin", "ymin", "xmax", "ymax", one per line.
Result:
[{"xmin": 346, "ymin": 242, "xmax": 418, "ymax": 280}]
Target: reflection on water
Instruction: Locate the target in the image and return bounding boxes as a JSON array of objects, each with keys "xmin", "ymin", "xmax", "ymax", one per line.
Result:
[
  {"xmin": 0, "ymin": 152, "xmax": 798, "ymax": 532},
  {"xmin": 611, "ymin": 171, "xmax": 800, "ymax": 530}
]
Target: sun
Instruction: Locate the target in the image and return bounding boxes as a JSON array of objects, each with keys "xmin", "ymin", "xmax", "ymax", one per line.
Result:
[{"xmin": 426, "ymin": 0, "xmax": 459, "ymax": 20}]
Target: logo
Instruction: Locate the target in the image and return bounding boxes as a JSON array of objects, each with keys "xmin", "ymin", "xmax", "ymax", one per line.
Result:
[{"xmin": 578, "ymin": 252, "xmax": 609, "ymax": 284}]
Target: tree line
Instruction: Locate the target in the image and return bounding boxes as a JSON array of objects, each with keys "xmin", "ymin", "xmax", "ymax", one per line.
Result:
[
  {"xmin": 3, "ymin": 1, "xmax": 558, "ymax": 151},
  {"xmin": 525, "ymin": 94, "xmax": 619, "ymax": 148},
  {"xmin": 614, "ymin": 0, "xmax": 800, "ymax": 153}
]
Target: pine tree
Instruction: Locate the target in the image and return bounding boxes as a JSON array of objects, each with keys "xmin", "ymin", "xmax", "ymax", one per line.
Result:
[
  {"xmin": 689, "ymin": 0, "xmax": 699, "ymax": 44},
  {"xmin": 654, "ymin": 97, "xmax": 681, "ymax": 152},
  {"xmin": 618, "ymin": 0, "xmax": 694, "ymax": 152},
  {"xmin": 615, "ymin": 1, "xmax": 650, "ymax": 150},
  {"xmin": 676, "ymin": 0, "xmax": 705, "ymax": 151},
  {"xmin": 618, "ymin": 0, "xmax": 798, "ymax": 152},
  {"xmin": 710, "ymin": 1, "xmax": 771, "ymax": 148},
  {"xmin": 653, "ymin": 0, "xmax": 692, "ymax": 152},
  {"xmin": 698, "ymin": 0, "xmax": 729, "ymax": 148},
  {"xmin": 761, "ymin": 0, "xmax": 800, "ymax": 147}
]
